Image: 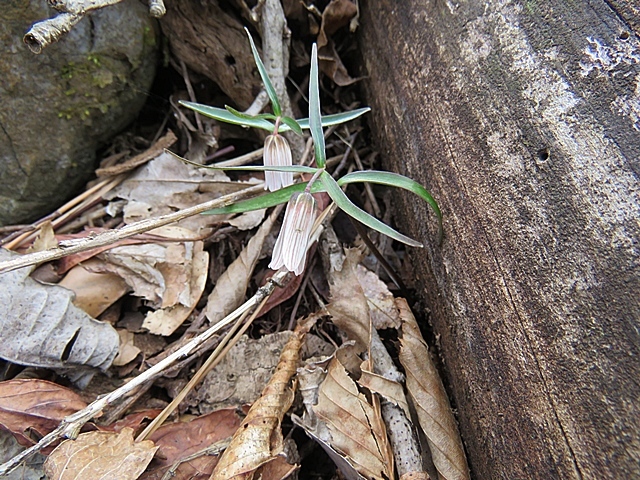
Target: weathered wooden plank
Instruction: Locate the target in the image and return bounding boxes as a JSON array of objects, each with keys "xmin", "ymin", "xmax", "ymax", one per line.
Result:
[{"xmin": 358, "ymin": 1, "xmax": 640, "ymax": 478}]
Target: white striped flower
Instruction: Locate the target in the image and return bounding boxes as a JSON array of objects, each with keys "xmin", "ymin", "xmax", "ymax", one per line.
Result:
[
  {"xmin": 269, "ymin": 192, "xmax": 317, "ymax": 275},
  {"xmin": 263, "ymin": 133, "xmax": 293, "ymax": 191}
]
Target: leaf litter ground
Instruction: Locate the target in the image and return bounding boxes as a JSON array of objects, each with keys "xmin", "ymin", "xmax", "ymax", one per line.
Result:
[{"xmin": 0, "ymin": 2, "xmax": 469, "ymax": 479}]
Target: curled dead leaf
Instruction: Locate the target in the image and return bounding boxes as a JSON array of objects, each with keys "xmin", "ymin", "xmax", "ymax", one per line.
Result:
[
  {"xmin": 397, "ymin": 298, "xmax": 470, "ymax": 480},
  {"xmin": 44, "ymin": 427, "xmax": 157, "ymax": 480},
  {"xmin": 210, "ymin": 316, "xmax": 317, "ymax": 480}
]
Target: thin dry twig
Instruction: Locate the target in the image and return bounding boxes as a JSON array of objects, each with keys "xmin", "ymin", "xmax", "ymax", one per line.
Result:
[
  {"xmin": 0, "ymin": 269, "xmax": 290, "ymax": 477},
  {"xmin": 136, "ymin": 292, "xmax": 274, "ymax": 441},
  {"xmin": 24, "ymin": 0, "xmax": 166, "ymax": 54},
  {"xmin": 0, "ymin": 183, "xmax": 265, "ymax": 274}
]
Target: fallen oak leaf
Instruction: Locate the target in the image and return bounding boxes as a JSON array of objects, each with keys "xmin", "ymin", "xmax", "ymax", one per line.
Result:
[
  {"xmin": 44, "ymin": 427, "xmax": 157, "ymax": 480},
  {"xmin": 210, "ymin": 315, "xmax": 318, "ymax": 480},
  {"xmin": 291, "ymin": 346, "xmax": 368, "ymax": 480},
  {"xmin": 58, "ymin": 259, "xmax": 130, "ymax": 318},
  {"xmin": 0, "ymin": 380, "xmax": 87, "ymax": 452},
  {"xmin": 397, "ymin": 298, "xmax": 470, "ymax": 480},
  {"xmin": 323, "ymin": 246, "xmax": 424, "ymax": 477}
]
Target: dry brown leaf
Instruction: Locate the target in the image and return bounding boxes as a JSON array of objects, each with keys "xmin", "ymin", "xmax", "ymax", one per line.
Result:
[
  {"xmin": 293, "ymin": 355, "xmax": 364, "ymax": 480},
  {"xmin": 205, "ymin": 210, "xmax": 276, "ymax": 324},
  {"xmin": 317, "ymin": 0, "xmax": 361, "ymax": 86},
  {"xmin": 358, "ymin": 368, "xmax": 410, "ymax": 419},
  {"xmin": 58, "ymin": 259, "xmax": 130, "ymax": 318},
  {"xmin": 95, "ymin": 228, "xmax": 209, "ymax": 336},
  {"xmin": 210, "ymin": 316, "xmax": 317, "ymax": 480},
  {"xmin": 44, "ymin": 427, "xmax": 157, "ymax": 480},
  {"xmin": 227, "ymin": 209, "xmax": 266, "ymax": 230},
  {"xmin": 28, "ymin": 221, "xmax": 58, "ymax": 252},
  {"xmin": 326, "ymin": 250, "xmax": 371, "ymax": 352},
  {"xmin": 140, "ymin": 409, "xmax": 244, "ymax": 480},
  {"xmin": 313, "ymin": 355, "xmax": 394, "ymax": 480},
  {"xmin": 113, "ymin": 330, "xmax": 142, "ymax": 366},
  {"xmin": 354, "ymin": 263, "xmax": 401, "ymax": 329},
  {"xmin": 0, "ymin": 380, "xmax": 87, "ymax": 450},
  {"xmin": 0, "ymin": 249, "xmax": 119, "ymax": 387},
  {"xmin": 397, "ymin": 298, "xmax": 470, "ymax": 480},
  {"xmin": 324, "ymin": 248, "xmax": 424, "ymax": 476},
  {"xmin": 104, "ymin": 151, "xmax": 235, "ymax": 234},
  {"xmin": 258, "ymin": 455, "xmax": 298, "ymax": 480}
]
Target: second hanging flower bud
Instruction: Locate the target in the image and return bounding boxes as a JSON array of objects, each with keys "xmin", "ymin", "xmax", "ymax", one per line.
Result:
[
  {"xmin": 269, "ymin": 191, "xmax": 317, "ymax": 276},
  {"xmin": 263, "ymin": 133, "xmax": 294, "ymax": 191}
]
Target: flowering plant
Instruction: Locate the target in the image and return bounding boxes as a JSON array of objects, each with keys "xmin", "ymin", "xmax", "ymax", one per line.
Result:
[{"xmin": 177, "ymin": 30, "xmax": 442, "ymax": 275}]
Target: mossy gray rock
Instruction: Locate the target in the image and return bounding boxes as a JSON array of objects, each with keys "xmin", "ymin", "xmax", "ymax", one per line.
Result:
[{"xmin": 0, "ymin": 0, "xmax": 158, "ymax": 225}]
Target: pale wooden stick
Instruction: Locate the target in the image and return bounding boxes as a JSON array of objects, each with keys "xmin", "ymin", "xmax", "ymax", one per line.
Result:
[
  {"xmin": 2, "ymin": 176, "xmax": 119, "ymax": 250},
  {"xmin": 24, "ymin": 0, "xmax": 165, "ymax": 53},
  {"xmin": 0, "ymin": 268, "xmax": 289, "ymax": 477},
  {"xmin": 137, "ymin": 294, "xmax": 272, "ymax": 441},
  {"xmin": 0, "ymin": 184, "xmax": 265, "ymax": 274}
]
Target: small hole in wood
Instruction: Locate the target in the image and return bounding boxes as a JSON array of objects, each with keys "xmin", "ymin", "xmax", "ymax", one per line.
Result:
[
  {"xmin": 537, "ymin": 147, "xmax": 550, "ymax": 162},
  {"xmin": 620, "ymin": 31, "xmax": 630, "ymax": 41},
  {"xmin": 225, "ymin": 55, "xmax": 236, "ymax": 66}
]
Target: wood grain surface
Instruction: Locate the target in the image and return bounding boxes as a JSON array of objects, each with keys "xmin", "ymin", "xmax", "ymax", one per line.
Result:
[{"xmin": 358, "ymin": 1, "xmax": 640, "ymax": 478}]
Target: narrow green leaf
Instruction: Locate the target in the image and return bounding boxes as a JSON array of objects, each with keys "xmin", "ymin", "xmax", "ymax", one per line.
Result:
[
  {"xmin": 309, "ymin": 44, "xmax": 326, "ymax": 168},
  {"xmin": 319, "ymin": 171, "xmax": 423, "ymax": 247},
  {"xmin": 180, "ymin": 101, "xmax": 275, "ymax": 131},
  {"xmin": 292, "ymin": 108, "xmax": 371, "ymax": 130},
  {"xmin": 280, "ymin": 116, "xmax": 303, "ymax": 136},
  {"xmin": 169, "ymin": 151, "xmax": 319, "ymax": 174},
  {"xmin": 181, "ymin": 100, "xmax": 369, "ymax": 133},
  {"xmin": 338, "ymin": 170, "xmax": 443, "ymax": 241},
  {"xmin": 203, "ymin": 181, "xmax": 327, "ymax": 215},
  {"xmin": 225, "ymin": 105, "xmax": 276, "ymax": 121},
  {"xmin": 245, "ymin": 28, "xmax": 281, "ymax": 117}
]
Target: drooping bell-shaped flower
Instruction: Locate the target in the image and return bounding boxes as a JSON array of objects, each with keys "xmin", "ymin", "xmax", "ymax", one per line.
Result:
[
  {"xmin": 269, "ymin": 192, "xmax": 317, "ymax": 275},
  {"xmin": 263, "ymin": 133, "xmax": 294, "ymax": 191}
]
